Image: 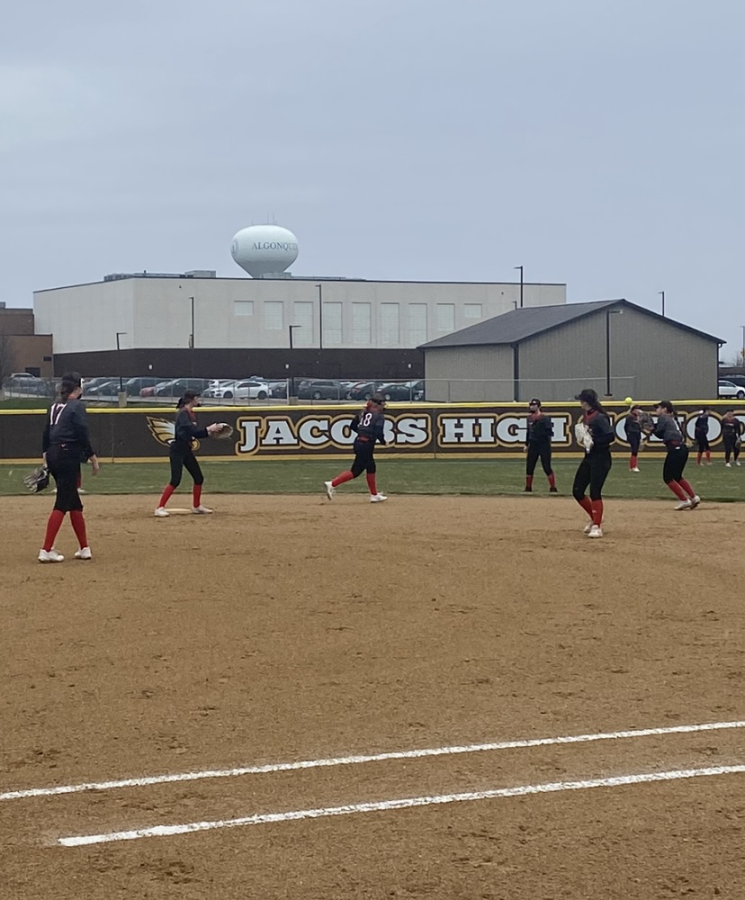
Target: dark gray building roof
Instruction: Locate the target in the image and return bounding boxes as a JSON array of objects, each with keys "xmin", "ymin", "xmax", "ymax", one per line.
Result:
[{"xmin": 419, "ymin": 299, "xmax": 724, "ymax": 349}]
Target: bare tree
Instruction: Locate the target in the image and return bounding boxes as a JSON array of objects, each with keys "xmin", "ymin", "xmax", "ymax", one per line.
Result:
[{"xmin": 0, "ymin": 333, "xmax": 16, "ymax": 384}]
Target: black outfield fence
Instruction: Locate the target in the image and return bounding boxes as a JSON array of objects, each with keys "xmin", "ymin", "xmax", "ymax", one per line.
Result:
[{"xmin": 1, "ymin": 402, "xmax": 742, "ymax": 462}]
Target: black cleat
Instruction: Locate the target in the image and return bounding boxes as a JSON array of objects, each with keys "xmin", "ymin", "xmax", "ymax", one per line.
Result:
[
  {"xmin": 549, "ymin": 486, "xmax": 558, "ymax": 493},
  {"xmin": 524, "ymin": 486, "xmax": 532, "ymax": 493}
]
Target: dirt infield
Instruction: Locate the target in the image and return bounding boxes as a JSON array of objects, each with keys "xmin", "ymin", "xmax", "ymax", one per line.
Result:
[{"xmin": 3, "ymin": 493, "xmax": 745, "ymax": 899}]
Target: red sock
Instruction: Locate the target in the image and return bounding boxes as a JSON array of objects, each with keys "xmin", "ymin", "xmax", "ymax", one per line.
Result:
[
  {"xmin": 366, "ymin": 473, "xmax": 377, "ymax": 495},
  {"xmin": 193, "ymin": 484, "xmax": 202, "ymax": 507},
  {"xmin": 69, "ymin": 510, "xmax": 88, "ymax": 549},
  {"xmin": 43, "ymin": 509, "xmax": 65, "ymax": 552},
  {"xmin": 630, "ymin": 455, "xmax": 638, "ymax": 469},
  {"xmin": 577, "ymin": 496, "xmax": 593, "ymax": 516},
  {"xmin": 158, "ymin": 484, "xmax": 176, "ymax": 508},
  {"xmin": 331, "ymin": 471, "xmax": 355, "ymax": 488},
  {"xmin": 525, "ymin": 475, "xmax": 534, "ymax": 488},
  {"xmin": 706, "ymin": 451, "xmax": 711, "ymax": 463},
  {"xmin": 696, "ymin": 452, "xmax": 702, "ymax": 465},
  {"xmin": 678, "ymin": 478, "xmax": 695, "ymax": 499},
  {"xmin": 591, "ymin": 500, "xmax": 604, "ymax": 526},
  {"xmin": 547, "ymin": 472, "xmax": 556, "ymax": 489},
  {"xmin": 667, "ymin": 481, "xmax": 688, "ymax": 502}
]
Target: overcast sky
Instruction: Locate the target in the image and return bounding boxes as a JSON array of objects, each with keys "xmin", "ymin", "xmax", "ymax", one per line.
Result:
[{"xmin": 2, "ymin": 0, "xmax": 744, "ymax": 356}]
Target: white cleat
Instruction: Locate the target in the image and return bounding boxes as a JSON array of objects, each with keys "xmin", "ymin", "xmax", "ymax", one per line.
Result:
[
  {"xmin": 587, "ymin": 525, "xmax": 603, "ymax": 539},
  {"xmin": 583, "ymin": 522, "xmax": 594, "ymax": 534},
  {"xmin": 630, "ymin": 467, "xmax": 640, "ymax": 473},
  {"xmin": 154, "ymin": 507, "xmax": 170, "ymax": 517},
  {"xmin": 725, "ymin": 463, "xmax": 732, "ymax": 468},
  {"xmin": 78, "ymin": 489, "xmax": 87, "ymax": 495},
  {"xmin": 370, "ymin": 493, "xmax": 388, "ymax": 503},
  {"xmin": 737, "ymin": 461, "xmax": 742, "ymax": 467},
  {"xmin": 689, "ymin": 495, "xmax": 701, "ymax": 509},
  {"xmin": 324, "ymin": 481, "xmax": 335, "ymax": 500},
  {"xmin": 675, "ymin": 499, "xmax": 693, "ymax": 510},
  {"xmin": 39, "ymin": 548, "xmax": 64, "ymax": 563},
  {"xmin": 192, "ymin": 505, "xmax": 213, "ymax": 514},
  {"xmin": 74, "ymin": 547, "xmax": 92, "ymax": 560}
]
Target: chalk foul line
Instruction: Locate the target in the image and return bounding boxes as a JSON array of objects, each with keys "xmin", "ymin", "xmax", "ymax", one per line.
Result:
[
  {"xmin": 58, "ymin": 763, "xmax": 745, "ymax": 847},
  {"xmin": 3, "ymin": 718, "xmax": 745, "ymax": 803}
]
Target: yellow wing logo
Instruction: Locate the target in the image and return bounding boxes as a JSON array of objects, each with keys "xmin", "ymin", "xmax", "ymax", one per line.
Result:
[{"xmin": 146, "ymin": 417, "xmax": 201, "ymax": 451}]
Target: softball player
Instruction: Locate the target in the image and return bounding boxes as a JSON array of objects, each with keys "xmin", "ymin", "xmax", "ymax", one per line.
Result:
[
  {"xmin": 38, "ymin": 372, "xmax": 99, "ymax": 563},
  {"xmin": 325, "ymin": 393, "xmax": 388, "ymax": 502},
  {"xmin": 721, "ymin": 410, "xmax": 744, "ymax": 467},
  {"xmin": 625, "ymin": 406, "xmax": 642, "ymax": 472},
  {"xmin": 572, "ymin": 389, "xmax": 614, "ymax": 538},
  {"xmin": 694, "ymin": 408, "xmax": 712, "ymax": 466},
  {"xmin": 154, "ymin": 390, "xmax": 222, "ymax": 517},
  {"xmin": 651, "ymin": 400, "xmax": 700, "ymax": 509},
  {"xmin": 524, "ymin": 398, "xmax": 557, "ymax": 492}
]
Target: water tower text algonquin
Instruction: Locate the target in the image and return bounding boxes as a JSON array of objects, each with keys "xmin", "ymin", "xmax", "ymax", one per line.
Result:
[{"xmin": 20, "ymin": 220, "xmax": 723, "ymax": 398}]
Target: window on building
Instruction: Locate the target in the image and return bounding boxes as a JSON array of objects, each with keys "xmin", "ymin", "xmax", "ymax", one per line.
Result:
[
  {"xmin": 234, "ymin": 300, "xmax": 254, "ymax": 316},
  {"xmin": 292, "ymin": 301, "xmax": 314, "ymax": 346},
  {"xmin": 408, "ymin": 304, "xmax": 428, "ymax": 345},
  {"xmin": 380, "ymin": 303, "xmax": 400, "ymax": 345},
  {"xmin": 436, "ymin": 303, "xmax": 455, "ymax": 332},
  {"xmin": 464, "ymin": 303, "xmax": 482, "ymax": 320},
  {"xmin": 264, "ymin": 301, "xmax": 284, "ymax": 330},
  {"xmin": 352, "ymin": 303, "xmax": 371, "ymax": 344},
  {"xmin": 324, "ymin": 302, "xmax": 343, "ymax": 345}
]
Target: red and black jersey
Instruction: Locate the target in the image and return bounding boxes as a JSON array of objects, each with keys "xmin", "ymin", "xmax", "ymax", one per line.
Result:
[
  {"xmin": 351, "ymin": 408, "xmax": 386, "ymax": 444},
  {"xmin": 42, "ymin": 398, "xmax": 95, "ymax": 459},
  {"xmin": 584, "ymin": 409, "xmax": 614, "ymax": 450},
  {"xmin": 526, "ymin": 412, "xmax": 553, "ymax": 445}
]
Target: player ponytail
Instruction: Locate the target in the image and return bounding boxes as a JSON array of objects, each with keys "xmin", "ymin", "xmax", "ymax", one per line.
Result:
[
  {"xmin": 176, "ymin": 390, "xmax": 201, "ymax": 409},
  {"xmin": 575, "ymin": 388, "xmax": 607, "ymax": 415}
]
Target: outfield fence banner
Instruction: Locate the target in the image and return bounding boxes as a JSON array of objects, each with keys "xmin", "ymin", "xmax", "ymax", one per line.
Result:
[{"xmin": 1, "ymin": 403, "xmax": 743, "ymax": 462}]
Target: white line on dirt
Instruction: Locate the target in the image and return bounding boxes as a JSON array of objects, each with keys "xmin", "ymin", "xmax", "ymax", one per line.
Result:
[
  {"xmin": 58, "ymin": 763, "xmax": 745, "ymax": 847},
  {"xmin": 4, "ymin": 718, "xmax": 745, "ymax": 803}
]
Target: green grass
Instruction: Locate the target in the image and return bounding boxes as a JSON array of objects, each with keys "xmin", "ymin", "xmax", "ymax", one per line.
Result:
[
  {"xmin": 1, "ymin": 457, "xmax": 742, "ymax": 502},
  {"xmin": 0, "ymin": 398, "xmax": 51, "ymax": 409}
]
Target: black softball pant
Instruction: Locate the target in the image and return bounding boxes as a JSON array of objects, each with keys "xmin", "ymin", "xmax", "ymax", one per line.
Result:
[
  {"xmin": 695, "ymin": 433, "xmax": 710, "ymax": 453},
  {"xmin": 47, "ymin": 444, "xmax": 83, "ymax": 513},
  {"xmin": 350, "ymin": 439, "xmax": 376, "ymax": 477},
  {"xmin": 662, "ymin": 444, "xmax": 689, "ymax": 483},
  {"xmin": 628, "ymin": 433, "xmax": 641, "ymax": 455},
  {"xmin": 723, "ymin": 436, "xmax": 740, "ymax": 463},
  {"xmin": 572, "ymin": 449, "xmax": 612, "ymax": 502},
  {"xmin": 526, "ymin": 442, "xmax": 553, "ymax": 477},
  {"xmin": 169, "ymin": 449, "xmax": 204, "ymax": 488}
]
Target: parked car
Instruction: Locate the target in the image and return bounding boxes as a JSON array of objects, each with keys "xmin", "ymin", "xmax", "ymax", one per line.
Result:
[
  {"xmin": 718, "ymin": 380, "xmax": 745, "ymax": 399},
  {"xmin": 376, "ymin": 380, "xmax": 424, "ymax": 401},
  {"xmin": 82, "ymin": 377, "xmax": 116, "ymax": 393},
  {"xmin": 203, "ymin": 380, "xmax": 269, "ymax": 400},
  {"xmin": 297, "ymin": 379, "xmax": 346, "ymax": 400},
  {"xmin": 85, "ymin": 380, "xmax": 121, "ymax": 397},
  {"xmin": 124, "ymin": 377, "xmax": 161, "ymax": 395},
  {"xmin": 268, "ymin": 380, "xmax": 288, "ymax": 398},
  {"xmin": 2, "ymin": 374, "xmax": 49, "ymax": 395},
  {"xmin": 721, "ymin": 375, "xmax": 745, "ymax": 388},
  {"xmin": 154, "ymin": 378, "xmax": 212, "ymax": 398},
  {"xmin": 346, "ymin": 381, "xmax": 381, "ymax": 401}
]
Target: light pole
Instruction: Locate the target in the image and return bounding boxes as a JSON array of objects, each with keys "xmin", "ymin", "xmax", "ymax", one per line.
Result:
[
  {"xmin": 514, "ymin": 266, "xmax": 524, "ymax": 308},
  {"xmin": 188, "ymin": 296, "xmax": 195, "ymax": 348},
  {"xmin": 605, "ymin": 309, "xmax": 623, "ymax": 397},
  {"xmin": 315, "ymin": 284, "xmax": 323, "ymax": 349},
  {"xmin": 115, "ymin": 332, "xmax": 127, "ymax": 392},
  {"xmin": 741, "ymin": 325, "xmax": 745, "ymax": 367},
  {"xmin": 658, "ymin": 291, "xmax": 665, "ymax": 317},
  {"xmin": 288, "ymin": 325, "xmax": 302, "ymax": 397}
]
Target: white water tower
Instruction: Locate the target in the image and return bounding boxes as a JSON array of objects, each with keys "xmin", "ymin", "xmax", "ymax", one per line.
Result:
[{"xmin": 231, "ymin": 225, "xmax": 299, "ymax": 278}]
